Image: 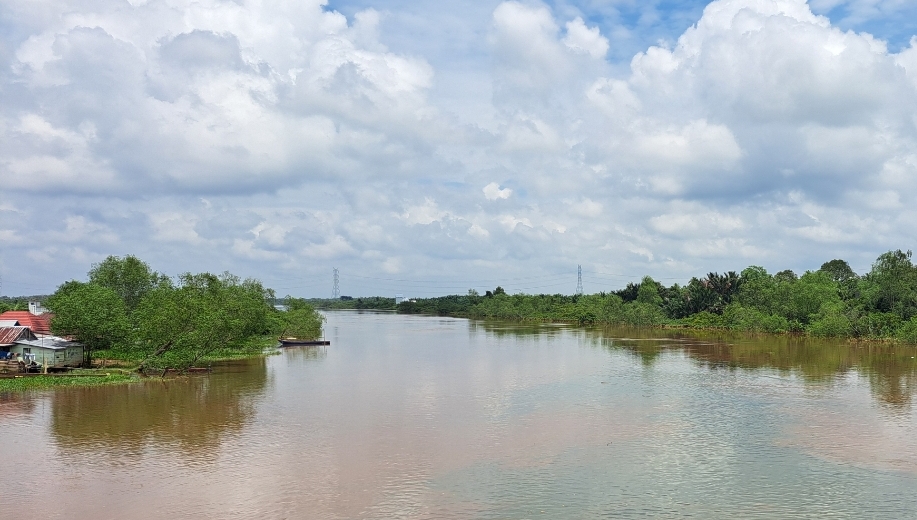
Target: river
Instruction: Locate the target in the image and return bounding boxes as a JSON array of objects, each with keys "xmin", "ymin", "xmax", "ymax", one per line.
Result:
[{"xmin": 2, "ymin": 310, "xmax": 916, "ymax": 519}]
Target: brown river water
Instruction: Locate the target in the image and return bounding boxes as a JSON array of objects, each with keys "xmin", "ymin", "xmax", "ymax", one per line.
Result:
[{"xmin": 2, "ymin": 310, "xmax": 916, "ymax": 519}]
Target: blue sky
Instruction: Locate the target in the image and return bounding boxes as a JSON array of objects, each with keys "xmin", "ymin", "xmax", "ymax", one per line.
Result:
[
  {"xmin": 2, "ymin": 0, "xmax": 917, "ymax": 298},
  {"xmin": 323, "ymin": 1, "xmax": 917, "ymax": 57}
]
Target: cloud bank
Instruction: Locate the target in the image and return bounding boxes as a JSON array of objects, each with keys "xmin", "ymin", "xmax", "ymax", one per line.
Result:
[{"xmin": 2, "ymin": 0, "xmax": 916, "ymax": 296}]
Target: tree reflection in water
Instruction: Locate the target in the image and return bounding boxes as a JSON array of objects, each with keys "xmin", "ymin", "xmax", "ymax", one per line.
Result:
[
  {"xmin": 49, "ymin": 357, "xmax": 270, "ymax": 461},
  {"xmin": 600, "ymin": 328, "xmax": 917, "ymax": 409},
  {"xmin": 474, "ymin": 321, "xmax": 917, "ymax": 409},
  {"xmin": 279, "ymin": 344, "xmax": 327, "ymax": 364}
]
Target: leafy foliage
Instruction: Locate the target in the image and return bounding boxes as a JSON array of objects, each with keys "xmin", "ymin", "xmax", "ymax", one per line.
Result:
[
  {"xmin": 89, "ymin": 255, "xmax": 165, "ymax": 312},
  {"xmin": 897, "ymin": 317, "xmax": 917, "ymax": 344},
  {"xmin": 819, "ymin": 259, "xmax": 859, "ymax": 300},
  {"xmin": 807, "ymin": 301, "xmax": 852, "ymax": 337},
  {"xmin": 0, "ymin": 298, "xmax": 29, "ymax": 313},
  {"xmin": 393, "ymin": 249, "xmax": 917, "ymax": 342},
  {"xmin": 279, "ymin": 297, "xmax": 325, "ymax": 339},
  {"xmin": 860, "ymin": 250, "xmax": 917, "ymax": 320},
  {"xmin": 131, "ymin": 273, "xmax": 276, "ymax": 372},
  {"xmin": 43, "ymin": 258, "xmax": 324, "ymax": 372},
  {"xmin": 45, "ymin": 281, "xmax": 130, "ymax": 366}
]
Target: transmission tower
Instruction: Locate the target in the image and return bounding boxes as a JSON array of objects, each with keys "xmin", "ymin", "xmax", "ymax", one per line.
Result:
[
  {"xmin": 576, "ymin": 265, "xmax": 584, "ymax": 295},
  {"xmin": 332, "ymin": 268, "xmax": 340, "ymax": 299}
]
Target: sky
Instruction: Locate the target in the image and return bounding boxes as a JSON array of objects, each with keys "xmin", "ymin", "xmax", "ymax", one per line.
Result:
[{"xmin": 2, "ymin": 0, "xmax": 917, "ymax": 298}]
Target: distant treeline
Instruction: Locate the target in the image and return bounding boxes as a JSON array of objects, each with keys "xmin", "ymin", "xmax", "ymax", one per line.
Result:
[
  {"xmin": 397, "ymin": 250, "xmax": 917, "ymax": 343},
  {"xmin": 303, "ymin": 296, "xmax": 396, "ymax": 310},
  {"xmin": 0, "ymin": 296, "xmax": 47, "ymax": 313}
]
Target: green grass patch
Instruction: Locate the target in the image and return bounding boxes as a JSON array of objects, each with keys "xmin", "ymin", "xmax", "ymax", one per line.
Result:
[{"xmin": 0, "ymin": 373, "xmax": 135, "ymax": 393}]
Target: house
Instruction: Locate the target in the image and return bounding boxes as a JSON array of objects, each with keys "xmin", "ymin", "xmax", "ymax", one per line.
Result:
[
  {"xmin": 0, "ymin": 326, "xmax": 38, "ymax": 347},
  {"xmin": 7, "ymin": 336, "xmax": 84, "ymax": 367},
  {"xmin": 0, "ymin": 311, "xmax": 52, "ymax": 336},
  {"xmin": 28, "ymin": 301, "xmax": 48, "ymax": 315},
  {"xmin": 0, "ymin": 326, "xmax": 37, "ymax": 360}
]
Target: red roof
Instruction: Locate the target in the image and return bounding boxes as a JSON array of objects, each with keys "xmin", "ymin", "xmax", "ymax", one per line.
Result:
[{"xmin": 0, "ymin": 311, "xmax": 52, "ymax": 336}]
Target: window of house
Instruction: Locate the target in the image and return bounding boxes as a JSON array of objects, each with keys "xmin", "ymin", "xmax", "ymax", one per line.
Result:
[{"xmin": 23, "ymin": 348, "xmax": 31, "ymax": 354}]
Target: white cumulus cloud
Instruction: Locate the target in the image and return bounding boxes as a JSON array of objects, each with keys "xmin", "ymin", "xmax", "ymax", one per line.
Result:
[
  {"xmin": 3, "ymin": 0, "xmax": 917, "ymax": 295},
  {"xmin": 483, "ymin": 182, "xmax": 513, "ymax": 200}
]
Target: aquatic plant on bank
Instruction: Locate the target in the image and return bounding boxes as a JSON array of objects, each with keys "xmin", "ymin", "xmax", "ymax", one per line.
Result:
[{"xmin": 0, "ymin": 373, "xmax": 135, "ymax": 393}]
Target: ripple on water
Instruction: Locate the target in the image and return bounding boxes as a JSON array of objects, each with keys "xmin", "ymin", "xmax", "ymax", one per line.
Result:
[{"xmin": 1, "ymin": 313, "xmax": 916, "ymax": 519}]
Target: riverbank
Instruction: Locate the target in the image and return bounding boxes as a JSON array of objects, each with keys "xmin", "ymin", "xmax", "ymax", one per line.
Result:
[
  {"xmin": 0, "ymin": 337, "xmax": 282, "ymax": 394},
  {"xmin": 92, "ymin": 336, "xmax": 280, "ymax": 368},
  {"xmin": 0, "ymin": 372, "xmax": 135, "ymax": 393},
  {"xmin": 396, "ymin": 291, "xmax": 917, "ymax": 344}
]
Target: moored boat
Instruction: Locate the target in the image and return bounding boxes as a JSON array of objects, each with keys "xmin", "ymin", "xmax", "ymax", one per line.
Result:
[{"xmin": 279, "ymin": 338, "xmax": 330, "ymax": 347}]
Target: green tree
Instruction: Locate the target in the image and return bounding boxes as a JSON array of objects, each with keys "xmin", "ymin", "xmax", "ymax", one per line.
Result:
[
  {"xmin": 774, "ymin": 269, "xmax": 797, "ymax": 283},
  {"xmin": 623, "ymin": 301, "xmax": 667, "ymax": 326},
  {"xmin": 672, "ymin": 272, "xmax": 742, "ymax": 317},
  {"xmin": 784, "ymin": 271, "xmax": 840, "ymax": 324},
  {"xmin": 807, "ymin": 301, "xmax": 852, "ymax": 337},
  {"xmin": 0, "ymin": 299, "xmax": 28, "ymax": 313},
  {"xmin": 704, "ymin": 271, "xmax": 741, "ymax": 310},
  {"xmin": 682, "ymin": 278, "xmax": 719, "ymax": 316},
  {"xmin": 45, "ymin": 281, "xmax": 130, "ymax": 367},
  {"xmin": 819, "ymin": 259, "xmax": 859, "ymax": 301},
  {"xmin": 736, "ymin": 266, "xmax": 777, "ymax": 312},
  {"xmin": 636, "ymin": 276, "xmax": 663, "ymax": 306},
  {"xmin": 722, "ymin": 303, "xmax": 790, "ymax": 333},
  {"xmin": 88, "ymin": 255, "xmax": 164, "ymax": 312},
  {"xmin": 623, "ymin": 276, "xmax": 666, "ymax": 326},
  {"xmin": 896, "ymin": 316, "xmax": 917, "ymax": 343},
  {"xmin": 819, "ymin": 259, "xmax": 857, "ymax": 283},
  {"xmin": 614, "ymin": 282, "xmax": 640, "ymax": 303},
  {"xmin": 860, "ymin": 250, "xmax": 917, "ymax": 320},
  {"xmin": 279, "ymin": 297, "xmax": 324, "ymax": 339},
  {"xmin": 132, "ymin": 272, "xmax": 275, "ymax": 372}
]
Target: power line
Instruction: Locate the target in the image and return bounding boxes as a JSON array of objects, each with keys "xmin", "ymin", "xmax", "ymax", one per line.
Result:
[
  {"xmin": 344, "ymin": 272, "xmax": 573, "ymax": 285},
  {"xmin": 582, "ymin": 269, "xmax": 687, "ymax": 281}
]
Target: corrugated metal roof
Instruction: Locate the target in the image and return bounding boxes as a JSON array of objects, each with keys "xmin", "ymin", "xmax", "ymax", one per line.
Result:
[
  {"xmin": 0, "ymin": 326, "xmax": 37, "ymax": 346},
  {"xmin": 14, "ymin": 336, "xmax": 82, "ymax": 351},
  {"xmin": 0, "ymin": 311, "xmax": 52, "ymax": 335}
]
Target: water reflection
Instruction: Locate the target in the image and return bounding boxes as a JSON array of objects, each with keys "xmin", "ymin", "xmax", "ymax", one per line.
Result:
[
  {"xmin": 473, "ymin": 321, "xmax": 917, "ymax": 409},
  {"xmin": 469, "ymin": 320, "xmax": 569, "ymax": 339},
  {"xmin": 601, "ymin": 329, "xmax": 917, "ymax": 409},
  {"xmin": 2, "ymin": 313, "xmax": 915, "ymax": 519},
  {"xmin": 278, "ymin": 344, "xmax": 327, "ymax": 363},
  {"xmin": 49, "ymin": 357, "xmax": 269, "ymax": 461}
]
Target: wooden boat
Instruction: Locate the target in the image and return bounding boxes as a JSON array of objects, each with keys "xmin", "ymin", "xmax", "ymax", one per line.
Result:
[{"xmin": 279, "ymin": 338, "xmax": 330, "ymax": 347}]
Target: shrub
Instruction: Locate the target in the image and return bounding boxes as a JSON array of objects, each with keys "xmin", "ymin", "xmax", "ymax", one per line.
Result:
[
  {"xmin": 807, "ymin": 302, "xmax": 852, "ymax": 337},
  {"xmin": 851, "ymin": 312, "xmax": 902, "ymax": 338},
  {"xmin": 896, "ymin": 317, "xmax": 917, "ymax": 344},
  {"xmin": 722, "ymin": 304, "xmax": 790, "ymax": 333},
  {"xmin": 682, "ymin": 311, "xmax": 727, "ymax": 328},
  {"xmin": 622, "ymin": 302, "xmax": 667, "ymax": 326}
]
